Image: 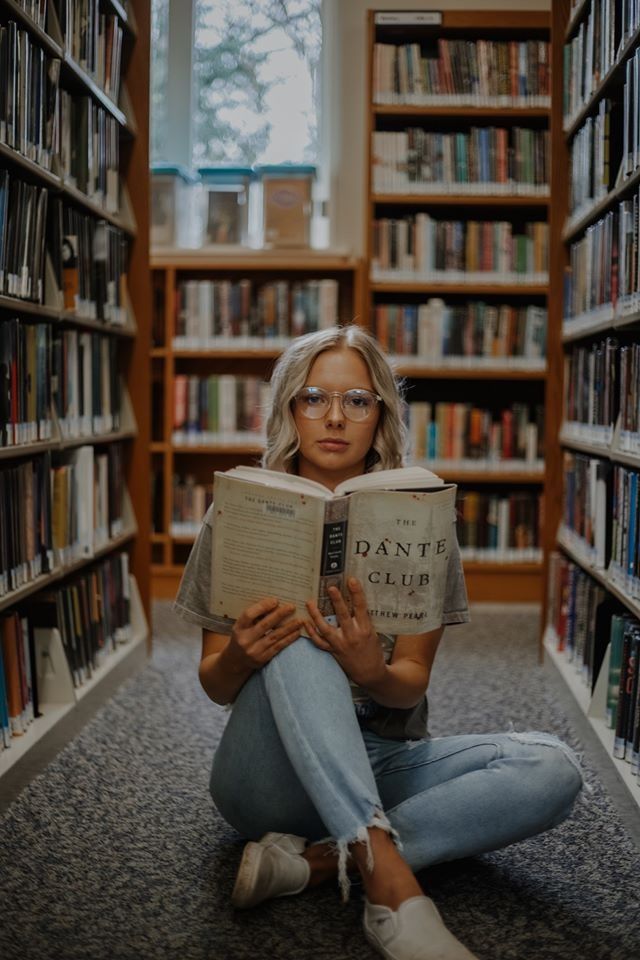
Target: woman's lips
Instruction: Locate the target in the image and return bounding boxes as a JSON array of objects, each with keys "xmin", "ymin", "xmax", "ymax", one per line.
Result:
[{"xmin": 318, "ymin": 439, "xmax": 349, "ymax": 451}]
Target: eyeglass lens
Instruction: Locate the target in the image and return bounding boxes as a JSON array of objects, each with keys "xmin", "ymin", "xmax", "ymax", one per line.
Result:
[{"xmin": 296, "ymin": 388, "xmax": 378, "ymax": 421}]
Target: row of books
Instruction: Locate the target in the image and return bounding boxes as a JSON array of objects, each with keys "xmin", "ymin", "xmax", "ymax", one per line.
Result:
[
  {"xmin": 0, "ymin": 172, "xmax": 48, "ymax": 302},
  {"xmin": 0, "ymin": 20, "xmax": 60, "ymax": 170},
  {"xmin": 51, "ymin": 443, "xmax": 124, "ymax": 565},
  {"xmin": 372, "ymin": 127, "xmax": 550, "ymax": 194},
  {"xmin": 564, "ymin": 208, "xmax": 616, "ymax": 319},
  {"xmin": 372, "ymin": 216, "xmax": 549, "ymax": 281},
  {"xmin": 408, "ymin": 401, "xmax": 544, "ymax": 465},
  {"xmin": 373, "ymin": 300, "xmax": 546, "ymax": 362},
  {"xmin": 53, "ymin": 328, "xmax": 121, "ymax": 439},
  {"xmin": 622, "ymin": 47, "xmax": 640, "ymax": 181},
  {"xmin": 609, "ymin": 464, "xmax": 640, "ymax": 597},
  {"xmin": 55, "ymin": 1, "xmax": 124, "ymax": 102},
  {"xmin": 0, "ymin": 550, "xmax": 132, "ymax": 748},
  {"xmin": 173, "ymin": 278, "xmax": 339, "ymax": 348},
  {"xmin": 171, "ymin": 475, "xmax": 213, "ymax": 536},
  {"xmin": 51, "ymin": 200, "xmax": 128, "ymax": 323},
  {"xmin": 0, "ymin": 454, "xmax": 53, "ymax": 596},
  {"xmin": 14, "ymin": 1, "xmax": 47, "ymax": 31},
  {"xmin": 562, "ymin": 451, "xmax": 609, "ymax": 569},
  {"xmin": 457, "ymin": 490, "xmax": 542, "ymax": 561},
  {"xmin": 547, "ymin": 552, "xmax": 640, "ymax": 775},
  {"xmin": 547, "ymin": 553, "xmax": 608, "ymax": 692},
  {"xmin": 563, "ymin": 0, "xmax": 617, "ymax": 125},
  {"xmin": 569, "ymin": 98, "xmax": 611, "ymax": 216},
  {"xmin": 172, "ymin": 375, "xmax": 271, "ymax": 444},
  {"xmin": 1, "ymin": 170, "xmax": 129, "ymax": 320},
  {"xmin": 59, "ymin": 93, "xmax": 119, "ymax": 212},
  {"xmin": 564, "ymin": 337, "xmax": 618, "ymax": 434},
  {"xmin": 0, "ymin": 319, "xmax": 53, "ymax": 447},
  {"xmin": 373, "ymin": 39, "xmax": 550, "ymax": 104}
]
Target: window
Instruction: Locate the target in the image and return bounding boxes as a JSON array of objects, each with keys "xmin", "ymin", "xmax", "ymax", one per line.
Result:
[{"xmin": 150, "ymin": 0, "xmax": 322, "ymax": 168}]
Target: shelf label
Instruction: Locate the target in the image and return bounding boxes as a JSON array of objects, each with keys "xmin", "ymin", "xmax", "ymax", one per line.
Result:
[{"xmin": 374, "ymin": 12, "xmax": 442, "ymax": 25}]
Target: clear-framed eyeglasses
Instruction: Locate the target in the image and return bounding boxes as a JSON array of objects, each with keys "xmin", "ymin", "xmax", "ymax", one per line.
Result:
[{"xmin": 293, "ymin": 386, "xmax": 382, "ymax": 422}]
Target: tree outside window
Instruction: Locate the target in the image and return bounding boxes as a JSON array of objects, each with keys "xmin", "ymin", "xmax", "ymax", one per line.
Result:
[{"xmin": 150, "ymin": 0, "xmax": 322, "ymax": 168}]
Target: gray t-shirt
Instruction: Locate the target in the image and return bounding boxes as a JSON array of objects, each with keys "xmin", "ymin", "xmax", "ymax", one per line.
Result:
[{"xmin": 174, "ymin": 502, "xmax": 470, "ymax": 740}]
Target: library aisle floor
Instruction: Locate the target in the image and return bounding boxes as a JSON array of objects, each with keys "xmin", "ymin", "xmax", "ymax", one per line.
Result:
[{"xmin": 0, "ymin": 604, "xmax": 639, "ymax": 960}]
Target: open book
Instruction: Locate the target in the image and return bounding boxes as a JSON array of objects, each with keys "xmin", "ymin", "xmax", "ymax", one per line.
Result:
[{"xmin": 210, "ymin": 465, "xmax": 457, "ymax": 635}]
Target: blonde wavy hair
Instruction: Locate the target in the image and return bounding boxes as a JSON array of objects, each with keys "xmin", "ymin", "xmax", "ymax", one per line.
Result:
[{"xmin": 263, "ymin": 325, "xmax": 408, "ymax": 474}]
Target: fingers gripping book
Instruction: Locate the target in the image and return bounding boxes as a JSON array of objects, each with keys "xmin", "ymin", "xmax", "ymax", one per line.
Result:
[{"xmin": 210, "ymin": 466, "xmax": 457, "ymax": 635}]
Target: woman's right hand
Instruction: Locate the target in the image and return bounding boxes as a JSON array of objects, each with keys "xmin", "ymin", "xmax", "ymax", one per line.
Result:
[{"xmin": 226, "ymin": 597, "xmax": 304, "ymax": 671}]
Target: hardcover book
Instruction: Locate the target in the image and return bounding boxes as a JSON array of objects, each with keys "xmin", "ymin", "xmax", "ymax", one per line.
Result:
[{"xmin": 210, "ymin": 465, "xmax": 457, "ymax": 634}]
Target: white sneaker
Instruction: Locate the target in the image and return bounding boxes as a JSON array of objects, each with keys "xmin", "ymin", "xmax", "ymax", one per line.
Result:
[
  {"xmin": 231, "ymin": 832, "xmax": 311, "ymax": 909},
  {"xmin": 363, "ymin": 896, "xmax": 479, "ymax": 960}
]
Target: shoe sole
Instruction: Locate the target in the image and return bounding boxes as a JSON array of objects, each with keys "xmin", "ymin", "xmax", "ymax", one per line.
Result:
[{"xmin": 231, "ymin": 842, "xmax": 264, "ymax": 909}]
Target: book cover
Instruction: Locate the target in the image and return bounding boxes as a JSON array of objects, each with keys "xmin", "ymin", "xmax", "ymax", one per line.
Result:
[{"xmin": 211, "ymin": 466, "xmax": 456, "ymax": 634}]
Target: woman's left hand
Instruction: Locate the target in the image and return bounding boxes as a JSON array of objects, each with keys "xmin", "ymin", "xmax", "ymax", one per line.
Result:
[{"xmin": 304, "ymin": 578, "xmax": 386, "ymax": 689}]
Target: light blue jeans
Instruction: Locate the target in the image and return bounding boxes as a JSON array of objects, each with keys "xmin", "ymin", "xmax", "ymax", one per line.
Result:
[{"xmin": 210, "ymin": 637, "xmax": 583, "ymax": 895}]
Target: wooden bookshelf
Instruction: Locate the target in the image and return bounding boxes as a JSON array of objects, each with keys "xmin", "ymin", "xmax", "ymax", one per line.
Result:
[
  {"xmin": 364, "ymin": 9, "xmax": 550, "ymax": 603},
  {"xmin": 544, "ymin": 0, "xmax": 640, "ymax": 809},
  {"xmin": 150, "ymin": 251, "xmax": 362, "ymax": 597},
  {"xmin": 0, "ymin": 0, "xmax": 151, "ymax": 796}
]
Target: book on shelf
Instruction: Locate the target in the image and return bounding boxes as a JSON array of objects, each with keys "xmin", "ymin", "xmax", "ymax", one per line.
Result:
[
  {"xmin": 0, "ymin": 170, "xmax": 48, "ymax": 302},
  {"xmin": 173, "ymin": 277, "xmax": 339, "ymax": 347},
  {"xmin": 546, "ymin": 551, "xmax": 612, "ymax": 692},
  {"xmin": 374, "ymin": 299, "xmax": 546, "ymax": 364},
  {"xmin": 563, "ymin": 3, "xmax": 617, "ymax": 126},
  {"xmin": 408, "ymin": 400, "xmax": 544, "ymax": 465},
  {"xmin": 372, "ymin": 126, "xmax": 550, "ymax": 195},
  {"xmin": 0, "ymin": 317, "xmax": 53, "ymax": 446},
  {"xmin": 172, "ymin": 374, "xmax": 270, "ymax": 444},
  {"xmin": 210, "ymin": 465, "xmax": 456, "ymax": 634},
  {"xmin": 171, "ymin": 475, "xmax": 213, "ymax": 536},
  {"xmin": 563, "ymin": 337, "xmax": 618, "ymax": 440},
  {"xmin": 55, "ymin": 0, "xmax": 125, "ymax": 103},
  {"xmin": 0, "ymin": 18, "xmax": 61, "ymax": 169},
  {"xmin": 562, "ymin": 451, "xmax": 611, "ymax": 569},
  {"xmin": 456, "ymin": 489, "xmax": 542, "ymax": 562},
  {"xmin": 372, "ymin": 215, "xmax": 548, "ymax": 282},
  {"xmin": 52, "ymin": 327, "xmax": 121, "ymax": 438},
  {"xmin": 372, "ymin": 37, "xmax": 550, "ymax": 106},
  {"xmin": 0, "ymin": 452, "xmax": 54, "ymax": 595}
]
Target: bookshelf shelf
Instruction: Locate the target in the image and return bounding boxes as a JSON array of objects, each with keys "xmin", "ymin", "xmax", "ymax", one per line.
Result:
[
  {"xmin": 393, "ymin": 363, "xmax": 546, "ymax": 380},
  {"xmin": 171, "ymin": 347, "xmax": 284, "ymax": 360},
  {"xmin": 556, "ymin": 526, "xmax": 640, "ymax": 627},
  {"xmin": 0, "ymin": 141, "xmax": 61, "ymax": 189},
  {"xmin": 61, "ymin": 180, "xmax": 137, "ymax": 237},
  {"xmin": 373, "ymin": 194, "xmax": 550, "ymax": 207},
  {"xmin": 150, "ymin": 251, "xmax": 359, "ymax": 271},
  {"xmin": 171, "ymin": 444, "xmax": 265, "ymax": 456},
  {"xmin": 373, "ymin": 105, "xmax": 550, "ymax": 119},
  {"xmin": 0, "ymin": 295, "xmax": 59, "ymax": 320},
  {"xmin": 58, "ymin": 428, "xmax": 137, "ymax": 450},
  {"xmin": 0, "ymin": 438, "xmax": 59, "ymax": 460},
  {"xmin": 370, "ymin": 282, "xmax": 548, "ymax": 297},
  {"xmin": 0, "ymin": 0, "xmax": 151, "ymax": 789},
  {"xmin": 60, "ymin": 56, "xmax": 129, "ymax": 129}
]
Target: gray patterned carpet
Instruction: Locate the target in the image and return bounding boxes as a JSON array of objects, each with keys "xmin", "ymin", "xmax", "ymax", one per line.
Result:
[{"xmin": 0, "ymin": 603, "xmax": 639, "ymax": 960}]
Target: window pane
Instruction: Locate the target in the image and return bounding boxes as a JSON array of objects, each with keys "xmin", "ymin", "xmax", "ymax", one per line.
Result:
[
  {"xmin": 150, "ymin": 0, "xmax": 170, "ymax": 163},
  {"xmin": 193, "ymin": 0, "xmax": 322, "ymax": 166}
]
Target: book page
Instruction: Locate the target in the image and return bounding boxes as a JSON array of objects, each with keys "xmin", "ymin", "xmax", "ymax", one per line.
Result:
[
  {"xmin": 211, "ymin": 474, "xmax": 325, "ymax": 621},
  {"xmin": 335, "ymin": 465, "xmax": 444, "ymax": 495},
  {"xmin": 345, "ymin": 487, "xmax": 456, "ymax": 634}
]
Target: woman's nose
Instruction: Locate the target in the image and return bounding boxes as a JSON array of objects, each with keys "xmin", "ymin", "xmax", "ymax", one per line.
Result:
[{"xmin": 325, "ymin": 394, "xmax": 345, "ymax": 424}]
